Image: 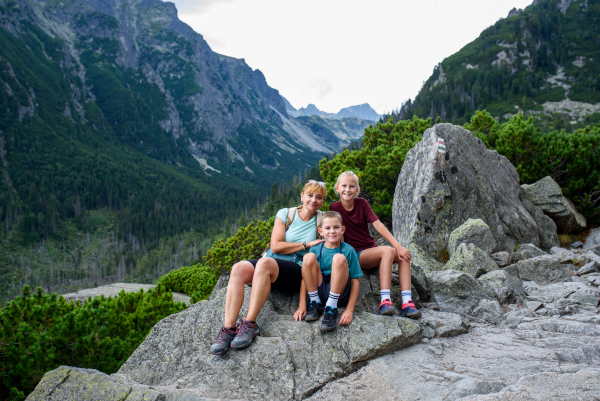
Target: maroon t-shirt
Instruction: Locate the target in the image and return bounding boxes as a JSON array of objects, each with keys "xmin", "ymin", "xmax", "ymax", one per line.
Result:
[{"xmin": 329, "ymin": 198, "xmax": 379, "ymax": 252}]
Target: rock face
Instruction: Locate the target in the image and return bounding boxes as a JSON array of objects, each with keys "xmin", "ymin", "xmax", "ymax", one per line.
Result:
[
  {"xmin": 62, "ymin": 283, "xmax": 191, "ymax": 306},
  {"xmin": 392, "ymin": 124, "xmax": 558, "ymax": 258},
  {"xmin": 427, "ymin": 270, "xmax": 497, "ymax": 317},
  {"xmin": 506, "ymin": 255, "xmax": 570, "ymax": 286},
  {"xmin": 584, "ymin": 227, "xmax": 600, "ymax": 250},
  {"xmin": 478, "ymin": 270, "xmax": 526, "ymax": 305},
  {"xmin": 522, "ymin": 176, "xmax": 587, "ymax": 234},
  {"xmin": 444, "ymin": 243, "xmax": 498, "ymax": 278},
  {"xmin": 447, "ymin": 218, "xmax": 497, "ymax": 257}
]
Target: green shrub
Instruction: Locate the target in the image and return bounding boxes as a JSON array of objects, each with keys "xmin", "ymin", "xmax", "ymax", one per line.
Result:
[
  {"xmin": 204, "ymin": 218, "xmax": 275, "ymax": 273},
  {"xmin": 157, "ymin": 263, "xmax": 219, "ymax": 303},
  {"xmin": 320, "ymin": 116, "xmax": 431, "ymax": 218},
  {"xmin": 0, "ymin": 285, "xmax": 186, "ymax": 399}
]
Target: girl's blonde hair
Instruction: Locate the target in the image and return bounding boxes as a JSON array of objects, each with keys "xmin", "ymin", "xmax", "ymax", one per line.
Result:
[
  {"xmin": 302, "ymin": 181, "xmax": 327, "ymax": 197},
  {"xmin": 335, "ymin": 171, "xmax": 360, "ymax": 196}
]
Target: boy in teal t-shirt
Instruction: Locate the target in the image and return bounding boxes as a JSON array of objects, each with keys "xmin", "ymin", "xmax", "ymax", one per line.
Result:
[{"xmin": 294, "ymin": 211, "xmax": 363, "ymax": 331}]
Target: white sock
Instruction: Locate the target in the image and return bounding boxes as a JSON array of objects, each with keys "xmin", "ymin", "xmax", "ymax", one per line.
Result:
[
  {"xmin": 308, "ymin": 290, "xmax": 320, "ymax": 304},
  {"xmin": 401, "ymin": 290, "xmax": 412, "ymax": 305},
  {"xmin": 326, "ymin": 291, "xmax": 340, "ymax": 309},
  {"xmin": 380, "ymin": 289, "xmax": 391, "ymax": 303}
]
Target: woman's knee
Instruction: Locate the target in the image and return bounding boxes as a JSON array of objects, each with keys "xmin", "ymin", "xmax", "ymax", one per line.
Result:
[
  {"xmin": 255, "ymin": 257, "xmax": 278, "ymax": 276},
  {"xmin": 230, "ymin": 261, "xmax": 255, "ymax": 282}
]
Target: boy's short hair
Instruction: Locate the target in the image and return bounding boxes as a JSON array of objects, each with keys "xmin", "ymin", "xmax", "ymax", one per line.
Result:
[{"xmin": 320, "ymin": 211, "xmax": 342, "ymax": 226}]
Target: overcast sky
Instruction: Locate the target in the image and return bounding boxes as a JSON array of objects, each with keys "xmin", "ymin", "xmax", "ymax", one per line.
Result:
[{"xmin": 170, "ymin": 0, "xmax": 533, "ymax": 115}]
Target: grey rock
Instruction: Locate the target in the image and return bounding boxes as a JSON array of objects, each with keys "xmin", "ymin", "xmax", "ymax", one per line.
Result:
[
  {"xmin": 522, "ymin": 176, "xmax": 587, "ymax": 233},
  {"xmin": 444, "ymin": 243, "xmax": 499, "ymax": 278},
  {"xmin": 447, "ymin": 218, "xmax": 496, "ymax": 257},
  {"xmin": 576, "ymin": 261, "xmax": 599, "ymax": 276},
  {"xmin": 526, "ymin": 301, "xmax": 544, "ymax": 312},
  {"xmin": 471, "ymin": 299, "xmax": 504, "ymax": 324},
  {"xmin": 521, "ymin": 198, "xmax": 560, "ymax": 250},
  {"xmin": 571, "ymin": 240, "xmax": 583, "ymax": 249},
  {"xmin": 116, "ymin": 285, "xmax": 421, "ymax": 400},
  {"xmin": 583, "ymin": 251, "xmax": 600, "ymax": 265},
  {"xmin": 526, "ymin": 282, "xmax": 600, "ymax": 309},
  {"xmin": 583, "ymin": 227, "xmax": 600, "ymax": 249},
  {"xmin": 517, "ymin": 243, "xmax": 546, "ymax": 257},
  {"xmin": 509, "ymin": 255, "xmax": 570, "ymax": 286},
  {"xmin": 517, "ymin": 316, "xmax": 600, "ymax": 336},
  {"xmin": 549, "ymin": 246, "xmax": 569, "ymax": 255},
  {"xmin": 587, "ymin": 274, "xmax": 600, "ymax": 287},
  {"xmin": 26, "ymin": 366, "xmax": 164, "ymax": 401},
  {"xmin": 490, "ymin": 251, "xmax": 511, "ymax": 267},
  {"xmin": 522, "ymin": 281, "xmax": 540, "ymax": 294},
  {"xmin": 499, "ymin": 308, "xmax": 537, "ymax": 328},
  {"xmin": 62, "ymin": 283, "xmax": 191, "ymax": 306},
  {"xmin": 393, "ymin": 123, "xmax": 554, "ymax": 258},
  {"xmin": 420, "ymin": 310, "xmax": 468, "ymax": 338},
  {"xmin": 478, "ymin": 270, "xmax": 526, "ymax": 304},
  {"xmin": 308, "ymin": 316, "xmax": 600, "ymax": 401},
  {"xmin": 427, "ymin": 269, "xmax": 496, "ymax": 317}
]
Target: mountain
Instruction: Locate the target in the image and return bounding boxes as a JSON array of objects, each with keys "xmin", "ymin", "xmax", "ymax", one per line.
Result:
[
  {"xmin": 336, "ymin": 103, "xmax": 381, "ymax": 121},
  {"xmin": 395, "ymin": 0, "xmax": 600, "ymax": 130}
]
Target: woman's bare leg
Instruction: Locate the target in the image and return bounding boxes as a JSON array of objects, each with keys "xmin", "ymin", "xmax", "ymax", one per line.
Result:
[
  {"xmin": 224, "ymin": 260, "xmax": 255, "ymax": 327},
  {"xmin": 245, "ymin": 257, "xmax": 279, "ymax": 321}
]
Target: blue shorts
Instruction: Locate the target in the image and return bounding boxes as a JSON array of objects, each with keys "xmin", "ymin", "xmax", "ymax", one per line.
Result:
[{"xmin": 317, "ymin": 274, "xmax": 352, "ymax": 307}]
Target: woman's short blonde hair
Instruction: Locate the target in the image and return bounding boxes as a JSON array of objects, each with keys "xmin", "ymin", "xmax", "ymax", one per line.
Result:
[
  {"xmin": 302, "ymin": 181, "xmax": 326, "ymax": 197},
  {"xmin": 334, "ymin": 171, "xmax": 360, "ymax": 196}
]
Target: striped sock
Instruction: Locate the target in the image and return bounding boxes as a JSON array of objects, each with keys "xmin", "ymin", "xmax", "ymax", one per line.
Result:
[
  {"xmin": 326, "ymin": 291, "xmax": 340, "ymax": 309},
  {"xmin": 380, "ymin": 289, "xmax": 391, "ymax": 303},
  {"xmin": 308, "ymin": 290, "xmax": 320, "ymax": 304},
  {"xmin": 401, "ymin": 290, "xmax": 412, "ymax": 305}
]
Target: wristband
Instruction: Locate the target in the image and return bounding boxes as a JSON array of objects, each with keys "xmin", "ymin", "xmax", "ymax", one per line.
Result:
[{"xmin": 302, "ymin": 241, "xmax": 306, "ymax": 250}]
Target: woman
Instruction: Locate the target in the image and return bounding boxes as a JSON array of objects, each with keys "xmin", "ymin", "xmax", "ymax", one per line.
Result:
[{"xmin": 210, "ymin": 181, "xmax": 326, "ymax": 355}]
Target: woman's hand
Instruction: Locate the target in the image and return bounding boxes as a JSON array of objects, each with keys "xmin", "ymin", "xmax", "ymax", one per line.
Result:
[
  {"xmin": 340, "ymin": 309, "xmax": 354, "ymax": 325},
  {"xmin": 294, "ymin": 307, "xmax": 306, "ymax": 321},
  {"xmin": 395, "ymin": 244, "xmax": 411, "ymax": 262},
  {"xmin": 307, "ymin": 239, "xmax": 325, "ymax": 249}
]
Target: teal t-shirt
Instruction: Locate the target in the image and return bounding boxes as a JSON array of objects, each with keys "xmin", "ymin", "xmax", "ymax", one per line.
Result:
[
  {"xmin": 309, "ymin": 242, "xmax": 363, "ymax": 279},
  {"xmin": 269, "ymin": 207, "xmax": 319, "ymax": 265}
]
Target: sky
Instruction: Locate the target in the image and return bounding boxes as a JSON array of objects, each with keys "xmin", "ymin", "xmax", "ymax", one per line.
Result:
[{"xmin": 170, "ymin": 0, "xmax": 534, "ymax": 115}]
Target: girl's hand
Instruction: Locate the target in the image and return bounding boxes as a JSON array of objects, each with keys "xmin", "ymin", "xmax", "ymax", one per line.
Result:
[
  {"xmin": 340, "ymin": 309, "xmax": 354, "ymax": 325},
  {"xmin": 395, "ymin": 245, "xmax": 411, "ymax": 262},
  {"xmin": 294, "ymin": 307, "xmax": 306, "ymax": 321},
  {"xmin": 308, "ymin": 239, "xmax": 325, "ymax": 249}
]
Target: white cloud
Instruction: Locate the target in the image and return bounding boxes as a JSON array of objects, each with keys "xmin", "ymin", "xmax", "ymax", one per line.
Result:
[{"xmin": 170, "ymin": 0, "xmax": 534, "ymax": 114}]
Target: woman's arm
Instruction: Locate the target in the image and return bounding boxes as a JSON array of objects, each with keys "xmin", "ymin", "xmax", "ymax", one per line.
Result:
[
  {"xmin": 270, "ymin": 217, "xmax": 324, "ymax": 254},
  {"xmin": 371, "ymin": 220, "xmax": 411, "ymax": 262},
  {"xmin": 340, "ymin": 278, "xmax": 360, "ymax": 325}
]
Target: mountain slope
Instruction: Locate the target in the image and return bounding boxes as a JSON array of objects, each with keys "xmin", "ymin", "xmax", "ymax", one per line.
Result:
[{"xmin": 396, "ymin": 0, "xmax": 600, "ymax": 129}]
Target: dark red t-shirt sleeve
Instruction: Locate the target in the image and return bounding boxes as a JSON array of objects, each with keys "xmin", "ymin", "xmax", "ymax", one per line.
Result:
[{"xmin": 361, "ymin": 198, "xmax": 379, "ymax": 224}]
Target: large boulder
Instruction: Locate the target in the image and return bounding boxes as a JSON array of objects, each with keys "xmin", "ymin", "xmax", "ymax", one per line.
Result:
[
  {"xmin": 443, "ymin": 243, "xmax": 498, "ymax": 278},
  {"xmin": 393, "ymin": 123, "xmax": 557, "ymax": 259},
  {"xmin": 522, "ymin": 176, "xmax": 587, "ymax": 234},
  {"xmin": 27, "ymin": 285, "xmax": 424, "ymax": 400},
  {"xmin": 427, "ymin": 269, "xmax": 497, "ymax": 317},
  {"xmin": 447, "ymin": 218, "xmax": 496, "ymax": 257},
  {"xmin": 478, "ymin": 270, "xmax": 526, "ymax": 305},
  {"xmin": 583, "ymin": 227, "xmax": 600, "ymax": 251}
]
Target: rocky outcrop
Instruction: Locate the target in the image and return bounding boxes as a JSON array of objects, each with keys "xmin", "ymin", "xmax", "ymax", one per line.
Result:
[
  {"xmin": 447, "ymin": 218, "xmax": 496, "ymax": 257},
  {"xmin": 392, "ymin": 124, "xmax": 558, "ymax": 258},
  {"xmin": 62, "ymin": 283, "xmax": 191, "ymax": 305},
  {"xmin": 505, "ymin": 254, "xmax": 570, "ymax": 286},
  {"xmin": 522, "ymin": 176, "xmax": 587, "ymax": 234},
  {"xmin": 478, "ymin": 270, "xmax": 526, "ymax": 305},
  {"xmin": 444, "ymin": 243, "xmax": 498, "ymax": 278}
]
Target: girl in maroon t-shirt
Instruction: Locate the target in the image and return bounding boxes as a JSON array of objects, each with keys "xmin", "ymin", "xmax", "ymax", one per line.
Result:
[{"xmin": 329, "ymin": 171, "xmax": 420, "ymax": 318}]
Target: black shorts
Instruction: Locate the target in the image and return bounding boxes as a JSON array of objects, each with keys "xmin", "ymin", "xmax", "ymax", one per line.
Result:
[
  {"xmin": 247, "ymin": 258, "xmax": 302, "ymax": 293},
  {"xmin": 317, "ymin": 274, "xmax": 352, "ymax": 307}
]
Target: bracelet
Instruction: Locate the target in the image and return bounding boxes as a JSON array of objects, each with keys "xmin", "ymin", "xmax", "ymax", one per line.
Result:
[{"xmin": 302, "ymin": 241, "xmax": 306, "ymax": 250}]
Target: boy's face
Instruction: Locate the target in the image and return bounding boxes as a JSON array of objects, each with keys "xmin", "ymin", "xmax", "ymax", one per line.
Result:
[{"xmin": 318, "ymin": 217, "xmax": 345, "ymax": 244}]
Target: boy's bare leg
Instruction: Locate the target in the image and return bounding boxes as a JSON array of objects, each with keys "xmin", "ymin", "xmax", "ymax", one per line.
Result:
[
  {"xmin": 358, "ymin": 246, "xmax": 395, "ymax": 290},
  {"xmin": 245, "ymin": 257, "xmax": 279, "ymax": 321},
  {"xmin": 302, "ymin": 253, "xmax": 323, "ymax": 291},
  {"xmin": 393, "ymin": 254, "xmax": 412, "ymax": 292},
  {"xmin": 224, "ymin": 260, "xmax": 255, "ymax": 327},
  {"xmin": 330, "ymin": 254, "xmax": 349, "ymax": 294}
]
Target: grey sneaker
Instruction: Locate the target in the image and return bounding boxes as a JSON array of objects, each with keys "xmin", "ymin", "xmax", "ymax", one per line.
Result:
[
  {"xmin": 305, "ymin": 301, "xmax": 324, "ymax": 321},
  {"xmin": 320, "ymin": 306, "xmax": 339, "ymax": 332},
  {"xmin": 209, "ymin": 326, "xmax": 237, "ymax": 356},
  {"xmin": 230, "ymin": 320, "xmax": 260, "ymax": 349}
]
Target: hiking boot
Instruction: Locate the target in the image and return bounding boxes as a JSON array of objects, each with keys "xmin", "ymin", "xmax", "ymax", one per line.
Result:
[
  {"xmin": 305, "ymin": 301, "xmax": 324, "ymax": 321},
  {"xmin": 399, "ymin": 300, "xmax": 421, "ymax": 319},
  {"xmin": 378, "ymin": 299, "xmax": 397, "ymax": 315},
  {"xmin": 320, "ymin": 306, "xmax": 339, "ymax": 332},
  {"xmin": 230, "ymin": 319, "xmax": 260, "ymax": 349},
  {"xmin": 209, "ymin": 326, "xmax": 237, "ymax": 356}
]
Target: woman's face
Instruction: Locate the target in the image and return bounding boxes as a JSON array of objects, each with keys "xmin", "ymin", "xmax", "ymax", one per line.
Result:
[{"xmin": 301, "ymin": 190, "xmax": 324, "ymax": 212}]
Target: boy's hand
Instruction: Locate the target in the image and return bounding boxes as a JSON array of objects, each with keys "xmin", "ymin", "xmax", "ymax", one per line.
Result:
[
  {"xmin": 340, "ymin": 309, "xmax": 354, "ymax": 325},
  {"xmin": 395, "ymin": 244, "xmax": 411, "ymax": 262},
  {"xmin": 294, "ymin": 307, "xmax": 306, "ymax": 321}
]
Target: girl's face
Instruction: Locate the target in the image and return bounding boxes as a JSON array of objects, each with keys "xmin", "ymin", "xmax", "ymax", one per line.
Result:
[
  {"xmin": 301, "ymin": 190, "xmax": 324, "ymax": 212},
  {"xmin": 335, "ymin": 176, "xmax": 359, "ymax": 201}
]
